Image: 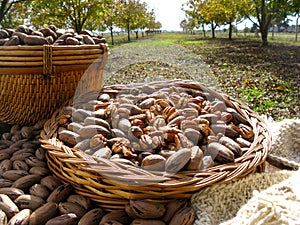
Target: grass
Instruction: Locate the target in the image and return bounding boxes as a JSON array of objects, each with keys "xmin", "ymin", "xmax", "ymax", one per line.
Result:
[
  {"xmin": 106, "ymin": 31, "xmax": 300, "ymax": 120},
  {"xmin": 178, "ymin": 35, "xmax": 299, "ymax": 120}
]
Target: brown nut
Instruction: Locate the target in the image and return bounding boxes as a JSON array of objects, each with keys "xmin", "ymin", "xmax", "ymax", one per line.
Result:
[
  {"xmin": 0, "ymin": 187, "xmax": 24, "ymax": 200},
  {"xmin": 162, "ymin": 199, "xmax": 188, "ymax": 223},
  {"xmin": 67, "ymin": 194, "xmax": 91, "ymax": 211},
  {"xmin": 127, "ymin": 200, "xmax": 166, "ymax": 219},
  {"xmin": 78, "ymin": 208, "xmax": 105, "ymax": 225},
  {"xmin": 40, "ymin": 176, "xmax": 62, "ymax": 191},
  {"xmin": 169, "ymin": 206, "xmax": 195, "ymax": 225},
  {"xmin": 184, "ymin": 128, "xmax": 203, "ymax": 145},
  {"xmin": 0, "ymin": 159, "xmax": 12, "ymax": 176},
  {"xmin": 207, "ymin": 142, "xmax": 235, "ymax": 163},
  {"xmin": 14, "ymin": 194, "xmax": 45, "ymax": 211},
  {"xmin": 58, "ymin": 130, "xmax": 80, "ymax": 147},
  {"xmin": 45, "ymin": 213, "xmax": 78, "ymax": 225},
  {"xmin": 7, "ymin": 208, "xmax": 30, "ymax": 225},
  {"xmin": 58, "ymin": 202, "xmax": 86, "ymax": 218},
  {"xmin": 141, "ymin": 154, "xmax": 166, "ymax": 171},
  {"xmin": 0, "ymin": 194, "xmax": 19, "ymax": 219},
  {"xmin": 2, "ymin": 170, "xmax": 29, "ymax": 181},
  {"xmin": 29, "ymin": 166, "xmax": 50, "ymax": 177},
  {"xmin": 78, "ymin": 125, "xmax": 110, "ymax": 139},
  {"xmin": 92, "ymin": 147, "xmax": 112, "ymax": 159},
  {"xmin": 218, "ymin": 136, "xmax": 242, "ymax": 157},
  {"xmin": 0, "ymin": 179, "xmax": 13, "ymax": 188},
  {"xmin": 29, "ymin": 184, "xmax": 49, "ymax": 199},
  {"xmin": 12, "ymin": 160, "xmax": 29, "ymax": 171},
  {"xmin": 47, "ymin": 184, "xmax": 73, "ymax": 203},
  {"xmin": 185, "ymin": 146, "xmax": 203, "ymax": 171},
  {"xmin": 29, "ymin": 202, "xmax": 58, "ymax": 225},
  {"xmin": 99, "ymin": 210, "xmax": 131, "ymax": 225},
  {"xmin": 130, "ymin": 219, "xmax": 166, "ymax": 225},
  {"xmin": 12, "ymin": 174, "xmax": 41, "ymax": 190},
  {"xmin": 165, "ymin": 148, "xmax": 191, "ymax": 173}
]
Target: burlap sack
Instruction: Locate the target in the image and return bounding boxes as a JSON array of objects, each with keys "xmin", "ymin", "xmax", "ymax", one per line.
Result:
[
  {"xmin": 221, "ymin": 169, "xmax": 300, "ymax": 225},
  {"xmin": 191, "ymin": 119, "xmax": 300, "ymax": 225}
]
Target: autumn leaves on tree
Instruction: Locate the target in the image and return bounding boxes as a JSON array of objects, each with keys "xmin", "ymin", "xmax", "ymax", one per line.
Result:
[{"xmin": 182, "ymin": 0, "xmax": 299, "ymax": 46}]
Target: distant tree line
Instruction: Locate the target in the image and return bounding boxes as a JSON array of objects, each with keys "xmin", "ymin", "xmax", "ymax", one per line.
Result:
[
  {"xmin": 181, "ymin": 0, "xmax": 300, "ymax": 45},
  {"xmin": 0, "ymin": 0, "xmax": 162, "ymax": 45}
]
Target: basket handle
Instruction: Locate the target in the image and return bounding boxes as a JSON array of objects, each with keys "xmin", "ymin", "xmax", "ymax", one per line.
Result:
[{"xmin": 43, "ymin": 45, "xmax": 53, "ymax": 76}]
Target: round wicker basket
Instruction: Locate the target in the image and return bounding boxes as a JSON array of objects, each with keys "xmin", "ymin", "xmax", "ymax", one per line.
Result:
[
  {"xmin": 0, "ymin": 44, "xmax": 108, "ymax": 125},
  {"xmin": 40, "ymin": 79, "xmax": 271, "ymax": 210}
]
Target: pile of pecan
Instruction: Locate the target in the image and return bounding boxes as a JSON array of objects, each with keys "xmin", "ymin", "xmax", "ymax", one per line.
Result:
[
  {"xmin": 0, "ymin": 24, "xmax": 106, "ymax": 46},
  {"xmin": 58, "ymin": 80, "xmax": 254, "ymax": 174}
]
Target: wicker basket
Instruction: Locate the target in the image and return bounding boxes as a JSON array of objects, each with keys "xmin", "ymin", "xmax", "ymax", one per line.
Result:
[
  {"xmin": 0, "ymin": 44, "xmax": 108, "ymax": 125},
  {"xmin": 40, "ymin": 79, "xmax": 271, "ymax": 210}
]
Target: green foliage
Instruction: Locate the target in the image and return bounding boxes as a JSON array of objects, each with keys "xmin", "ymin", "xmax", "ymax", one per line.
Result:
[
  {"xmin": 0, "ymin": 0, "xmax": 30, "ymax": 28},
  {"xmin": 115, "ymin": 0, "xmax": 159, "ymax": 41},
  {"xmin": 183, "ymin": 0, "xmax": 252, "ymax": 38},
  {"xmin": 26, "ymin": 0, "xmax": 111, "ymax": 32}
]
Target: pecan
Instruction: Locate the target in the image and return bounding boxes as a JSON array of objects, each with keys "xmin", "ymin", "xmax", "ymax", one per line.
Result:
[
  {"xmin": 207, "ymin": 142, "xmax": 235, "ymax": 163},
  {"xmin": 141, "ymin": 154, "xmax": 166, "ymax": 171},
  {"xmin": 169, "ymin": 206, "xmax": 195, "ymax": 225},
  {"xmin": 165, "ymin": 148, "xmax": 191, "ymax": 173},
  {"xmin": 127, "ymin": 200, "xmax": 166, "ymax": 219}
]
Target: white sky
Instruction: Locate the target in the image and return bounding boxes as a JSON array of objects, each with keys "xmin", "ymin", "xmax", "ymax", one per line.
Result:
[{"xmin": 143, "ymin": 0, "xmax": 187, "ymax": 31}]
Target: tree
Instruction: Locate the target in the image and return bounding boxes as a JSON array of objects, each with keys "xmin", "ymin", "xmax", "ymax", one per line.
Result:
[
  {"xmin": 219, "ymin": 0, "xmax": 251, "ymax": 39},
  {"xmin": 25, "ymin": 0, "xmax": 111, "ymax": 33},
  {"xmin": 102, "ymin": 0, "xmax": 121, "ymax": 45},
  {"xmin": 183, "ymin": 0, "xmax": 219, "ymax": 38},
  {"xmin": 248, "ymin": 0, "xmax": 290, "ymax": 46},
  {"xmin": 290, "ymin": 0, "xmax": 300, "ymax": 41},
  {"xmin": 183, "ymin": 0, "xmax": 251, "ymax": 39},
  {"xmin": 0, "ymin": 0, "xmax": 28, "ymax": 27},
  {"xmin": 116, "ymin": 0, "xmax": 153, "ymax": 41},
  {"xmin": 182, "ymin": 0, "xmax": 207, "ymax": 36},
  {"xmin": 180, "ymin": 19, "xmax": 188, "ymax": 32}
]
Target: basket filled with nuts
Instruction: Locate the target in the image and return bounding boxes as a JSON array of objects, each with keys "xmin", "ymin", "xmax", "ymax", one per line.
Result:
[
  {"xmin": 0, "ymin": 25, "xmax": 108, "ymax": 126},
  {"xmin": 40, "ymin": 79, "xmax": 271, "ymax": 210}
]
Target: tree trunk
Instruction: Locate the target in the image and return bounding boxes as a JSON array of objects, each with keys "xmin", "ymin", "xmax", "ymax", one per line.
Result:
[
  {"xmin": 110, "ymin": 26, "xmax": 114, "ymax": 45},
  {"xmin": 258, "ymin": 0, "xmax": 271, "ymax": 46},
  {"xmin": 202, "ymin": 24, "xmax": 206, "ymax": 37},
  {"xmin": 261, "ymin": 27, "xmax": 269, "ymax": 46},
  {"xmin": 0, "ymin": 0, "xmax": 10, "ymax": 25},
  {"xmin": 127, "ymin": 24, "xmax": 131, "ymax": 41},
  {"xmin": 211, "ymin": 22, "xmax": 215, "ymax": 39},
  {"xmin": 229, "ymin": 22, "xmax": 233, "ymax": 39},
  {"xmin": 135, "ymin": 31, "xmax": 138, "ymax": 39},
  {"xmin": 296, "ymin": 14, "xmax": 299, "ymax": 42}
]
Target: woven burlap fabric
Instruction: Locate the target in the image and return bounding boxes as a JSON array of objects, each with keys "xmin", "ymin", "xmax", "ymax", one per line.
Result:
[
  {"xmin": 191, "ymin": 170, "xmax": 294, "ymax": 225},
  {"xmin": 267, "ymin": 118, "xmax": 300, "ymax": 164},
  {"xmin": 191, "ymin": 119, "xmax": 300, "ymax": 225},
  {"xmin": 221, "ymin": 169, "xmax": 300, "ymax": 225}
]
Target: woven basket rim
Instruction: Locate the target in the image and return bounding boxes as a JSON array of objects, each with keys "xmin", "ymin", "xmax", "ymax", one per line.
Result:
[
  {"xmin": 40, "ymin": 79, "xmax": 272, "ymax": 209},
  {"xmin": 0, "ymin": 44, "xmax": 107, "ymax": 50}
]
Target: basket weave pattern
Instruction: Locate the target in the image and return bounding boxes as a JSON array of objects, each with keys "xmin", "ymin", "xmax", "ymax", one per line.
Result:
[
  {"xmin": 40, "ymin": 80, "xmax": 271, "ymax": 210},
  {"xmin": 0, "ymin": 44, "xmax": 108, "ymax": 125}
]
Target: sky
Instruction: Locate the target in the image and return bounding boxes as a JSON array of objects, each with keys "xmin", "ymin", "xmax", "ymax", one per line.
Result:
[{"xmin": 143, "ymin": 0, "xmax": 187, "ymax": 31}]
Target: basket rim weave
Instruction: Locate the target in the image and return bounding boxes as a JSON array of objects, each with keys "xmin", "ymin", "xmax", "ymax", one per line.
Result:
[
  {"xmin": 40, "ymin": 79, "xmax": 271, "ymax": 210},
  {"xmin": 0, "ymin": 44, "xmax": 108, "ymax": 75}
]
